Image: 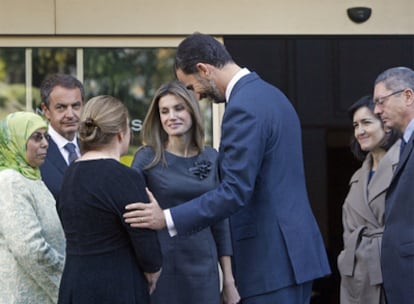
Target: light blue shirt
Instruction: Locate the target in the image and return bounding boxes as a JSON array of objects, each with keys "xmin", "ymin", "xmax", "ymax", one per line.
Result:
[{"xmin": 402, "ymin": 118, "xmax": 414, "ymax": 143}]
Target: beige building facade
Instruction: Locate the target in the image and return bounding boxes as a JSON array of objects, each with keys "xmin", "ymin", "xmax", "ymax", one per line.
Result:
[
  {"xmin": 0, "ymin": 2, "xmax": 412, "ymax": 302},
  {"xmin": 0, "ymin": 0, "xmax": 412, "ymax": 36}
]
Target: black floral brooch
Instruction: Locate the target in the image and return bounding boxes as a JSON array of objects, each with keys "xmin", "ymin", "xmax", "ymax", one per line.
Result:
[{"xmin": 189, "ymin": 160, "xmax": 212, "ymax": 180}]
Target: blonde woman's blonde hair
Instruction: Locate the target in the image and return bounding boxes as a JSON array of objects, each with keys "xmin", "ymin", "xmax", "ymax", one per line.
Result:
[{"xmin": 79, "ymin": 95, "xmax": 129, "ymax": 153}]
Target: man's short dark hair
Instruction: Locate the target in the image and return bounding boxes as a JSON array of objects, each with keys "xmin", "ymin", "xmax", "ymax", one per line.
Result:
[
  {"xmin": 40, "ymin": 74, "xmax": 85, "ymax": 108},
  {"xmin": 174, "ymin": 33, "xmax": 234, "ymax": 75}
]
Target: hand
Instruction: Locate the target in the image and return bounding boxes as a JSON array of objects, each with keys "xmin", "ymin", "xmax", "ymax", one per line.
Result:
[
  {"xmin": 144, "ymin": 268, "xmax": 162, "ymax": 294},
  {"xmin": 221, "ymin": 281, "xmax": 241, "ymax": 304},
  {"xmin": 124, "ymin": 188, "xmax": 166, "ymax": 230}
]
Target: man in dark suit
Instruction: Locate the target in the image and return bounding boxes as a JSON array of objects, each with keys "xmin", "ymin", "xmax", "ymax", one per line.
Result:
[
  {"xmin": 373, "ymin": 66, "xmax": 414, "ymax": 303},
  {"xmin": 125, "ymin": 33, "xmax": 331, "ymax": 303},
  {"xmin": 40, "ymin": 74, "xmax": 84, "ymax": 201}
]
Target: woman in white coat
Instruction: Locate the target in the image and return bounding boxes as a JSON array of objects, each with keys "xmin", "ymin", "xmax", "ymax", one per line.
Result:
[
  {"xmin": 337, "ymin": 95, "xmax": 400, "ymax": 304},
  {"xmin": 0, "ymin": 112, "xmax": 65, "ymax": 304}
]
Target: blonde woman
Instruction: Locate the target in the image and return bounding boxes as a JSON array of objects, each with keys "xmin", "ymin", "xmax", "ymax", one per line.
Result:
[{"xmin": 57, "ymin": 96, "xmax": 162, "ymax": 304}]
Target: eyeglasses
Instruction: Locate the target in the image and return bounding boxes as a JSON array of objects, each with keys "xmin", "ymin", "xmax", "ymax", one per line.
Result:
[
  {"xmin": 29, "ymin": 132, "xmax": 50, "ymax": 143},
  {"xmin": 373, "ymin": 89, "xmax": 405, "ymax": 106}
]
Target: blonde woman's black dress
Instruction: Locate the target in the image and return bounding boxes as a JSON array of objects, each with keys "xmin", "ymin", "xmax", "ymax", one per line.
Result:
[
  {"xmin": 57, "ymin": 159, "xmax": 162, "ymax": 304},
  {"xmin": 132, "ymin": 146, "xmax": 232, "ymax": 304}
]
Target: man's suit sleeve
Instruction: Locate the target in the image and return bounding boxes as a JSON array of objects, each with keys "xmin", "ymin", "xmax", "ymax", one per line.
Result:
[{"xmin": 170, "ymin": 101, "xmax": 265, "ymax": 235}]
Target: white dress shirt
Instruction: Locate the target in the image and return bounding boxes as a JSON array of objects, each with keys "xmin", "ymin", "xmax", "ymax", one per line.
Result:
[{"xmin": 48, "ymin": 125, "xmax": 80, "ymax": 165}]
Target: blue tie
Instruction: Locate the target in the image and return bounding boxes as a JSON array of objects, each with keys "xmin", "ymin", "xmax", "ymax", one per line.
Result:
[
  {"xmin": 400, "ymin": 139, "xmax": 407, "ymax": 157},
  {"xmin": 64, "ymin": 142, "xmax": 78, "ymax": 163}
]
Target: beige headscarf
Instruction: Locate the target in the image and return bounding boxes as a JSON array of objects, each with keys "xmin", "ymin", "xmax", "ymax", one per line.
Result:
[{"xmin": 0, "ymin": 111, "xmax": 48, "ymax": 180}]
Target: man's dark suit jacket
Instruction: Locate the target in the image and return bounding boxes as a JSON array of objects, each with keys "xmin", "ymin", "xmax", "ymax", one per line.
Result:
[
  {"xmin": 381, "ymin": 131, "xmax": 414, "ymax": 303},
  {"xmin": 170, "ymin": 72, "xmax": 331, "ymax": 299},
  {"xmin": 40, "ymin": 137, "xmax": 68, "ymax": 201}
]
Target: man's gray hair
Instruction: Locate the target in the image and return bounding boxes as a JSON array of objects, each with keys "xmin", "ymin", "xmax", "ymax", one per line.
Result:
[{"xmin": 375, "ymin": 66, "xmax": 414, "ymax": 91}]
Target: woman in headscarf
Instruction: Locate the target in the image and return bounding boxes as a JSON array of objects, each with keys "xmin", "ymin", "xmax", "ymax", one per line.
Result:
[{"xmin": 0, "ymin": 111, "xmax": 65, "ymax": 304}]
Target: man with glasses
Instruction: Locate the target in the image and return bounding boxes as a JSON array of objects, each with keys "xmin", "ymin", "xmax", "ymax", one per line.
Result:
[
  {"xmin": 40, "ymin": 74, "xmax": 84, "ymax": 201},
  {"xmin": 373, "ymin": 66, "xmax": 414, "ymax": 303}
]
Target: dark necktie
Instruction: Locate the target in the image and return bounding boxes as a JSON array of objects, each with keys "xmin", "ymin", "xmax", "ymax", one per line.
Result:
[
  {"xmin": 400, "ymin": 139, "xmax": 407, "ymax": 157},
  {"xmin": 64, "ymin": 142, "xmax": 78, "ymax": 163}
]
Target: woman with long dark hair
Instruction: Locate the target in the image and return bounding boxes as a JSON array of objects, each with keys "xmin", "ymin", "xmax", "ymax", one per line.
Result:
[{"xmin": 337, "ymin": 95, "xmax": 400, "ymax": 304}]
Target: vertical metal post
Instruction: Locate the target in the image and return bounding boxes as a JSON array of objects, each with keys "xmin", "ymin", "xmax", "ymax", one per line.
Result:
[
  {"xmin": 25, "ymin": 48, "xmax": 32, "ymax": 111},
  {"xmin": 76, "ymin": 48, "xmax": 84, "ymax": 82},
  {"xmin": 212, "ymin": 103, "xmax": 225, "ymax": 150}
]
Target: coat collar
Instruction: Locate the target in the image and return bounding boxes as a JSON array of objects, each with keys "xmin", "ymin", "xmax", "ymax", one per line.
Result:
[
  {"xmin": 225, "ymin": 68, "xmax": 250, "ymax": 101},
  {"xmin": 367, "ymin": 139, "xmax": 400, "ymax": 202},
  {"xmin": 348, "ymin": 141, "xmax": 400, "ymax": 226},
  {"xmin": 228, "ymin": 72, "xmax": 260, "ymax": 101}
]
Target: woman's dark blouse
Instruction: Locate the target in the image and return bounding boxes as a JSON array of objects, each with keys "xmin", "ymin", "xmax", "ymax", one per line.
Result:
[
  {"xmin": 132, "ymin": 146, "xmax": 232, "ymax": 304},
  {"xmin": 57, "ymin": 159, "xmax": 162, "ymax": 304}
]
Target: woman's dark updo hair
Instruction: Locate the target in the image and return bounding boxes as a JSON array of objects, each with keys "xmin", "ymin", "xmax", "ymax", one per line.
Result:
[{"xmin": 347, "ymin": 95, "xmax": 400, "ymax": 161}]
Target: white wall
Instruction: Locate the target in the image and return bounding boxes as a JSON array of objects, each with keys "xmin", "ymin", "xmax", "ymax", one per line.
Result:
[{"xmin": 0, "ymin": 0, "xmax": 412, "ymax": 36}]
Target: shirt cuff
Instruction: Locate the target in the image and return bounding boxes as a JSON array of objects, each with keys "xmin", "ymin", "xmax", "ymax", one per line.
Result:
[{"xmin": 164, "ymin": 209, "xmax": 177, "ymax": 237}]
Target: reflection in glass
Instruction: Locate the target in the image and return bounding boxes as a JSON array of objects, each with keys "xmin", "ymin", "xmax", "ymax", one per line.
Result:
[
  {"xmin": 32, "ymin": 48, "xmax": 77, "ymax": 111},
  {"xmin": 0, "ymin": 48, "xmax": 26, "ymax": 118},
  {"xmin": 0, "ymin": 47, "xmax": 213, "ymax": 160},
  {"xmin": 83, "ymin": 48, "xmax": 212, "ymax": 160}
]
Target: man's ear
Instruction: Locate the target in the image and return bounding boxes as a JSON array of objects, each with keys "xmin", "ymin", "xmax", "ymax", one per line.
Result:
[
  {"xmin": 117, "ymin": 131, "xmax": 124, "ymax": 142},
  {"xmin": 196, "ymin": 63, "xmax": 210, "ymax": 77},
  {"xmin": 40, "ymin": 102, "xmax": 51, "ymax": 120},
  {"xmin": 405, "ymin": 88, "xmax": 414, "ymax": 106}
]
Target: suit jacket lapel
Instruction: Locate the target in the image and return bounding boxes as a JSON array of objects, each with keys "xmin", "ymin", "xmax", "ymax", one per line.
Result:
[
  {"xmin": 228, "ymin": 72, "xmax": 259, "ymax": 101},
  {"xmin": 47, "ymin": 137, "xmax": 68, "ymax": 174},
  {"xmin": 391, "ymin": 133, "xmax": 414, "ymax": 184}
]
